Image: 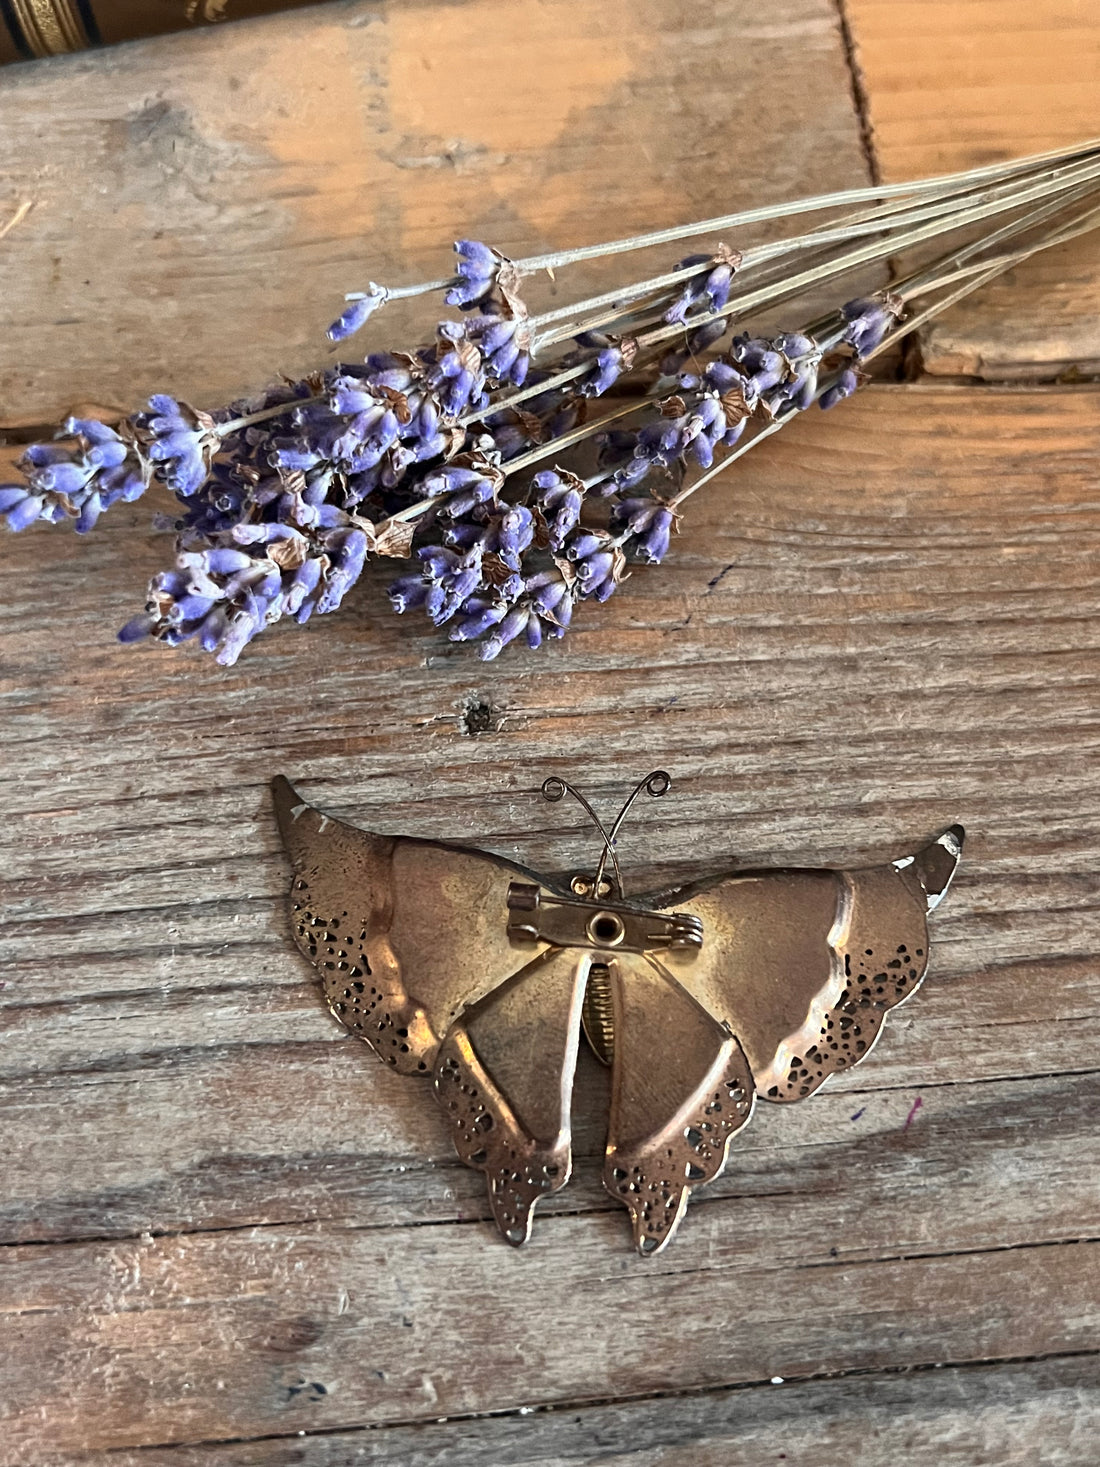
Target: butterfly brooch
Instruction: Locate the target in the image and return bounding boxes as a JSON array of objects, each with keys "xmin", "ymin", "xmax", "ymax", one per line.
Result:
[{"xmin": 272, "ymin": 771, "xmax": 963, "ymax": 1254}]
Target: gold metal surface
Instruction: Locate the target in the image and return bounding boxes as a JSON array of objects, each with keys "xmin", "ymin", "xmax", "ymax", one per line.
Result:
[
  {"xmin": 505, "ymin": 880, "xmax": 703, "ymax": 953},
  {"xmin": 6, "ymin": 0, "xmax": 88, "ymax": 55},
  {"xmin": 272, "ymin": 773, "xmax": 964, "ymax": 1253}
]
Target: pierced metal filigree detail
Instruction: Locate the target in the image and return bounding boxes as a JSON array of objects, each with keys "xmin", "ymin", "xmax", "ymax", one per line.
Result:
[
  {"xmin": 606, "ymin": 1040, "xmax": 755, "ymax": 1255},
  {"xmin": 435, "ymin": 1029, "xmax": 572, "ymax": 1246},
  {"xmin": 273, "ymin": 772, "xmax": 964, "ymax": 1254}
]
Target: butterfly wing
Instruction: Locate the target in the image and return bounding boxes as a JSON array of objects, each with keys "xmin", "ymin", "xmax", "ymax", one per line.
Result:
[
  {"xmin": 651, "ymin": 826, "xmax": 964, "ymax": 1103},
  {"xmin": 601, "ymin": 951, "xmax": 754, "ymax": 1254},
  {"xmin": 436, "ymin": 946, "xmax": 589, "ymax": 1244},
  {"xmin": 596, "ymin": 827, "xmax": 962, "ymax": 1253},
  {"xmin": 271, "ymin": 775, "xmax": 559, "ymax": 1076}
]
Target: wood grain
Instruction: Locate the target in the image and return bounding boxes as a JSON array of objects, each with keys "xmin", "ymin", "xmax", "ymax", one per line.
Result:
[
  {"xmin": 846, "ymin": 0, "xmax": 1100, "ymax": 378},
  {"xmin": 2, "ymin": 384, "xmax": 1098, "ymax": 1459},
  {"xmin": 66, "ymin": 1356, "xmax": 1100, "ymax": 1467},
  {"xmin": 0, "ymin": 0, "xmax": 869, "ymax": 430}
]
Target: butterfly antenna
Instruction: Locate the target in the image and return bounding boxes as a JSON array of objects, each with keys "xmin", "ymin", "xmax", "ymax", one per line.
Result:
[
  {"xmin": 593, "ymin": 771, "xmax": 672, "ymax": 894},
  {"xmin": 540, "ymin": 777, "xmax": 624, "ymax": 894}
]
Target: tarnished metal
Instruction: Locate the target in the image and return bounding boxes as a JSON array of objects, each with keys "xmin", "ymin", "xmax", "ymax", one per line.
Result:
[
  {"xmin": 505, "ymin": 881, "xmax": 704, "ymax": 953},
  {"xmin": 272, "ymin": 771, "xmax": 964, "ymax": 1254}
]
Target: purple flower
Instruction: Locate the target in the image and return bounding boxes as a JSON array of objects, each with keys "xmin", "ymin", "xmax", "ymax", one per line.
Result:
[
  {"xmin": 388, "ymin": 574, "xmax": 430, "ymax": 615},
  {"xmin": 664, "ymin": 248, "xmax": 739, "ymax": 325},
  {"xmin": 567, "ymin": 529, "xmax": 622, "ymax": 602},
  {"xmin": 415, "ymin": 543, "xmax": 486, "ymax": 625},
  {"xmin": 611, "ymin": 498, "xmax": 675, "ymax": 564},
  {"xmin": 424, "ymin": 322, "xmax": 487, "ymax": 417},
  {"xmin": 421, "ymin": 464, "xmax": 497, "ymax": 502},
  {"xmin": 0, "ymin": 484, "xmax": 51, "ymax": 531},
  {"xmin": 119, "ymin": 489, "xmax": 371, "ymax": 662},
  {"xmin": 820, "ymin": 366, "xmax": 861, "ymax": 411},
  {"xmin": 448, "ymin": 597, "xmax": 507, "ymax": 643},
  {"xmin": 841, "ymin": 295, "xmax": 902, "ymax": 357},
  {"xmin": 435, "ymin": 467, "xmax": 502, "ymax": 520},
  {"xmin": 327, "ymin": 284, "xmax": 388, "ymax": 342},
  {"xmin": 465, "ymin": 313, "xmax": 530, "ymax": 388},
  {"xmin": 497, "ymin": 505, "xmax": 534, "ymax": 567},
  {"xmin": 444, "ymin": 241, "xmax": 500, "ymax": 310},
  {"xmin": 2, "ymin": 419, "xmax": 145, "ymax": 532},
  {"xmin": 144, "ymin": 396, "xmax": 211, "ymax": 499},
  {"xmin": 476, "ymin": 603, "xmax": 544, "ymax": 661},
  {"xmin": 533, "ymin": 469, "xmax": 585, "ymax": 549},
  {"xmin": 729, "ymin": 336, "xmax": 787, "ymax": 402},
  {"xmin": 315, "ymin": 527, "xmax": 369, "ymax": 615},
  {"xmin": 575, "ymin": 339, "xmax": 634, "ymax": 399},
  {"xmin": 658, "ymin": 317, "xmax": 728, "ymax": 377}
]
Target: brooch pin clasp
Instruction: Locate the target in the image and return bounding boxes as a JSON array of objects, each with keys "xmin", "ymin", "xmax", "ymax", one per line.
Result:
[{"xmin": 505, "ymin": 880, "xmax": 704, "ymax": 952}]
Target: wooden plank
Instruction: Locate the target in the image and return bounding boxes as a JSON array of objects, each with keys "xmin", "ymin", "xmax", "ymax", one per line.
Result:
[
  {"xmin": 1, "ymin": 1044, "xmax": 1096, "ymax": 1243},
  {"xmin": 4, "ymin": 1224, "xmax": 1098, "ymax": 1456},
  {"xmin": 0, "ymin": 0, "xmax": 869, "ymax": 429},
  {"xmin": 67, "ymin": 1356, "xmax": 1100, "ymax": 1466},
  {"xmin": 845, "ymin": 0, "xmax": 1100, "ymax": 378},
  {"xmin": 2, "ymin": 383, "xmax": 1099, "ymax": 1455}
]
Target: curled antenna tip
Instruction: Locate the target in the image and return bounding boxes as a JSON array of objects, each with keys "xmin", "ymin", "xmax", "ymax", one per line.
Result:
[{"xmin": 537, "ymin": 771, "xmax": 675, "ymax": 898}]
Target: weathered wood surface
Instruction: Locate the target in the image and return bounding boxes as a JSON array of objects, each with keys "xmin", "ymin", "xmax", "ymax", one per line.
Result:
[
  {"xmin": 848, "ymin": 0, "xmax": 1100, "ymax": 378},
  {"xmin": 3, "ymin": 0, "xmax": 1100, "ymax": 1459},
  {"xmin": 7, "ymin": 0, "xmax": 1098, "ymax": 443},
  {"xmin": 2, "ymin": 385, "xmax": 1099, "ymax": 1461},
  {"xmin": 68, "ymin": 1357, "xmax": 1100, "ymax": 1467},
  {"xmin": 0, "ymin": 0, "xmax": 870, "ymax": 429}
]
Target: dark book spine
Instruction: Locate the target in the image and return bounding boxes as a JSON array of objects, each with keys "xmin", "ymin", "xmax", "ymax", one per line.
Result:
[{"xmin": 0, "ymin": 0, "xmax": 321, "ymax": 62}]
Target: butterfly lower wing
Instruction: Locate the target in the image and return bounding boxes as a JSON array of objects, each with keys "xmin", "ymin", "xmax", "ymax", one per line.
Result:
[
  {"xmin": 272, "ymin": 775, "xmax": 554, "ymax": 1075},
  {"xmin": 657, "ymin": 827, "xmax": 964, "ymax": 1104},
  {"xmin": 436, "ymin": 946, "xmax": 589, "ymax": 1244},
  {"xmin": 602, "ymin": 953, "xmax": 754, "ymax": 1254}
]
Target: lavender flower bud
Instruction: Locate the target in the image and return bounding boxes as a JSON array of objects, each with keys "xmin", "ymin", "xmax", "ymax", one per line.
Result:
[
  {"xmin": 530, "ymin": 576, "xmax": 568, "ymax": 617},
  {"xmin": 3, "ymin": 417, "xmax": 145, "ymax": 532},
  {"xmin": 467, "ymin": 314, "xmax": 530, "ymax": 388},
  {"xmin": 497, "ymin": 505, "xmax": 534, "ymax": 562},
  {"xmin": 388, "ymin": 575, "xmax": 429, "ymax": 615},
  {"xmin": 316, "ymin": 528, "xmax": 369, "ymax": 615},
  {"xmin": 421, "ymin": 466, "xmax": 492, "ymax": 499},
  {"xmin": 449, "ymin": 599, "xmax": 507, "ymax": 642},
  {"xmin": 327, "ymin": 285, "xmax": 388, "ymax": 342},
  {"xmin": 216, "ymin": 611, "xmax": 260, "ymax": 667},
  {"xmin": 444, "ymin": 241, "xmax": 500, "ymax": 310},
  {"xmin": 286, "ymin": 557, "xmax": 324, "ymax": 618},
  {"xmin": 145, "ymin": 396, "xmax": 210, "ymax": 498},
  {"xmin": 0, "ymin": 486, "xmax": 46, "ymax": 532},
  {"xmin": 478, "ymin": 604, "xmax": 533, "ymax": 661},
  {"xmin": 638, "ymin": 507, "xmax": 673, "ymax": 564},
  {"xmin": 841, "ymin": 295, "xmax": 902, "ymax": 357},
  {"xmin": 577, "ymin": 347, "xmax": 625, "ymax": 399},
  {"xmin": 117, "ymin": 612, "xmax": 156, "ymax": 644},
  {"xmin": 663, "ymin": 254, "xmax": 718, "ymax": 325},
  {"xmin": 576, "ymin": 550, "xmax": 615, "ymax": 593},
  {"xmin": 774, "ymin": 332, "xmax": 815, "ymax": 360},
  {"xmin": 439, "ymin": 480, "xmax": 499, "ymax": 519},
  {"xmin": 819, "ymin": 366, "xmax": 860, "ymax": 411},
  {"xmin": 198, "ymin": 606, "xmax": 229, "ymax": 652},
  {"xmin": 566, "ymin": 529, "xmax": 605, "ymax": 562}
]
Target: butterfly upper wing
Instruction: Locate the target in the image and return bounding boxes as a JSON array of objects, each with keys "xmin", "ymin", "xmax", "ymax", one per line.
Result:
[
  {"xmin": 649, "ymin": 826, "xmax": 964, "ymax": 1104},
  {"xmin": 272, "ymin": 776, "xmax": 559, "ymax": 1076}
]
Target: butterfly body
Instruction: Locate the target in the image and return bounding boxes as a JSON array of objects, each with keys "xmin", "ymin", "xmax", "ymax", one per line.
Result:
[{"xmin": 272, "ymin": 773, "xmax": 963, "ymax": 1253}]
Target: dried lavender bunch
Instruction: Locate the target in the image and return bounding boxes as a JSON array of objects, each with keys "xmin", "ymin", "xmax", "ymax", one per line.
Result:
[{"xmin": 5, "ymin": 140, "xmax": 1099, "ymax": 665}]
